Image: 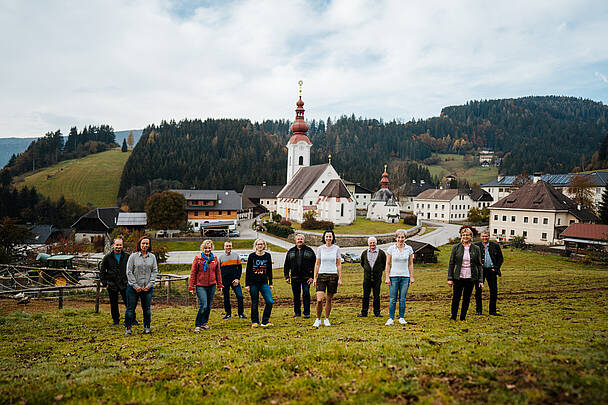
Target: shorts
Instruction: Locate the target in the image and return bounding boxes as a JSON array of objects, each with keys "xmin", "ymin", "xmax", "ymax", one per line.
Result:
[{"xmin": 316, "ymin": 274, "xmax": 338, "ymax": 294}]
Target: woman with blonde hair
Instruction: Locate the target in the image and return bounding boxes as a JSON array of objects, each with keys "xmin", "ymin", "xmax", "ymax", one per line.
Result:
[
  {"xmin": 245, "ymin": 238, "xmax": 273, "ymax": 327},
  {"xmin": 448, "ymin": 227, "xmax": 483, "ymax": 321},
  {"xmin": 189, "ymin": 240, "xmax": 223, "ymax": 331},
  {"xmin": 384, "ymin": 229, "xmax": 414, "ymax": 325}
]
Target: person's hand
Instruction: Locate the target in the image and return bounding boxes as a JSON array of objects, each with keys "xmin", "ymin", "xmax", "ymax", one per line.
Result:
[
  {"xmin": 246, "ymin": 286, "xmax": 250, "ymax": 292},
  {"xmin": 233, "ymin": 279, "xmax": 239, "ymax": 287},
  {"xmin": 410, "ymin": 277, "xmax": 415, "ymax": 284},
  {"xmin": 190, "ymin": 289, "xmax": 195, "ymax": 296},
  {"xmin": 478, "ymin": 283, "xmax": 484, "ymax": 288},
  {"xmin": 285, "ymin": 277, "xmax": 291, "ymax": 284},
  {"xmin": 313, "ymin": 278, "xmax": 317, "ymax": 287},
  {"xmin": 491, "ymin": 268, "xmax": 495, "ymax": 272},
  {"xmin": 270, "ymin": 285, "xmax": 273, "ymax": 290},
  {"xmin": 307, "ymin": 278, "xmax": 313, "ymax": 285},
  {"xmin": 385, "ymin": 277, "xmax": 390, "ymax": 285},
  {"xmin": 135, "ymin": 286, "xmax": 143, "ymax": 292},
  {"xmin": 447, "ymin": 280, "xmax": 453, "ymax": 286},
  {"xmin": 143, "ymin": 286, "xmax": 150, "ymax": 292},
  {"xmin": 338, "ymin": 278, "xmax": 342, "ymax": 287}
]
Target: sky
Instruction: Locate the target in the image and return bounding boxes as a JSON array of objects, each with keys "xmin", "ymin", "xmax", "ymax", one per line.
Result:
[{"xmin": 1, "ymin": 0, "xmax": 607, "ymax": 138}]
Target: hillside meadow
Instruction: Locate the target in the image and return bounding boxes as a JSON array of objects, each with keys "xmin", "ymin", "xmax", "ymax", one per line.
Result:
[
  {"xmin": 14, "ymin": 149, "xmax": 130, "ymax": 207},
  {"xmin": 1, "ymin": 246, "xmax": 607, "ymax": 404},
  {"xmin": 424, "ymin": 153, "xmax": 498, "ymax": 185}
]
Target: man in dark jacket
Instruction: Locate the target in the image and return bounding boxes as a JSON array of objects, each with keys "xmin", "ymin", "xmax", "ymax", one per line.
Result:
[
  {"xmin": 474, "ymin": 231, "xmax": 504, "ymax": 316},
  {"xmin": 358, "ymin": 236, "xmax": 387, "ymax": 317},
  {"xmin": 284, "ymin": 234, "xmax": 316, "ymax": 318},
  {"xmin": 100, "ymin": 238, "xmax": 133, "ymax": 325}
]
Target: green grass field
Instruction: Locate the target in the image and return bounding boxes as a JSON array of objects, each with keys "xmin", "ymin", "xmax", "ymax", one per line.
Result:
[
  {"xmin": 424, "ymin": 153, "xmax": 498, "ymax": 185},
  {"xmin": 1, "ymin": 247, "xmax": 607, "ymax": 403},
  {"xmin": 157, "ymin": 239, "xmax": 287, "ymax": 253},
  {"xmin": 14, "ymin": 149, "xmax": 130, "ymax": 207},
  {"xmin": 288, "ymin": 216, "xmax": 413, "ymax": 235}
]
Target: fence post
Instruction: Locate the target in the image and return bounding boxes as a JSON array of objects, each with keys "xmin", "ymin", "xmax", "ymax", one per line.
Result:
[
  {"xmin": 58, "ymin": 288, "xmax": 63, "ymax": 309},
  {"xmin": 185, "ymin": 278, "xmax": 189, "ymax": 306},
  {"xmin": 95, "ymin": 279, "xmax": 101, "ymax": 313},
  {"xmin": 167, "ymin": 279, "xmax": 171, "ymax": 304}
]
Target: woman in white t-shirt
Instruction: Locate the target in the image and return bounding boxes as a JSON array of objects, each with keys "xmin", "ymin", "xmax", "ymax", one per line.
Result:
[
  {"xmin": 312, "ymin": 230, "xmax": 342, "ymax": 327},
  {"xmin": 384, "ymin": 229, "xmax": 414, "ymax": 325}
]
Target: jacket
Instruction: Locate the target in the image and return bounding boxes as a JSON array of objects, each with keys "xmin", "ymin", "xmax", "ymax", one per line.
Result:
[
  {"xmin": 283, "ymin": 245, "xmax": 316, "ymax": 280},
  {"xmin": 474, "ymin": 241, "xmax": 504, "ymax": 276},
  {"xmin": 360, "ymin": 249, "xmax": 387, "ymax": 283},
  {"xmin": 190, "ymin": 254, "xmax": 223, "ymax": 290},
  {"xmin": 126, "ymin": 252, "xmax": 158, "ymax": 289},
  {"xmin": 100, "ymin": 251, "xmax": 130, "ymax": 290},
  {"xmin": 447, "ymin": 243, "xmax": 483, "ymax": 283}
]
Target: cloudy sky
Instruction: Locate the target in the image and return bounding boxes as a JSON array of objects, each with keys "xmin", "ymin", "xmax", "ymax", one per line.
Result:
[{"xmin": 1, "ymin": 0, "xmax": 607, "ymax": 138}]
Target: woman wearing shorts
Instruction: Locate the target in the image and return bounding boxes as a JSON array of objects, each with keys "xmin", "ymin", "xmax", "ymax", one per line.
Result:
[{"xmin": 312, "ymin": 230, "xmax": 342, "ymax": 327}]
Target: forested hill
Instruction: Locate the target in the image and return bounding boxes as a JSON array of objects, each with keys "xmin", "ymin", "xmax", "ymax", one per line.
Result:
[{"xmin": 118, "ymin": 96, "xmax": 608, "ymax": 197}]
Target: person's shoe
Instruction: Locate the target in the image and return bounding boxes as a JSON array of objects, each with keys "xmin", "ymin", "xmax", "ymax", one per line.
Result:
[
  {"xmin": 357, "ymin": 313, "xmax": 367, "ymax": 317},
  {"xmin": 312, "ymin": 319, "xmax": 321, "ymax": 327},
  {"xmin": 251, "ymin": 323, "xmax": 259, "ymax": 328},
  {"xmin": 374, "ymin": 313, "xmax": 382, "ymax": 317},
  {"xmin": 194, "ymin": 326, "xmax": 201, "ymax": 332},
  {"xmin": 303, "ymin": 314, "xmax": 310, "ymax": 319},
  {"xmin": 323, "ymin": 318, "xmax": 331, "ymax": 327},
  {"xmin": 202, "ymin": 324, "xmax": 210, "ymax": 330},
  {"xmin": 223, "ymin": 314, "xmax": 232, "ymax": 320},
  {"xmin": 476, "ymin": 311, "xmax": 482, "ymax": 316},
  {"xmin": 124, "ymin": 327, "xmax": 132, "ymax": 335},
  {"xmin": 143, "ymin": 327, "xmax": 151, "ymax": 334},
  {"xmin": 293, "ymin": 314, "xmax": 301, "ymax": 318},
  {"xmin": 261, "ymin": 322, "xmax": 273, "ymax": 328},
  {"xmin": 489, "ymin": 312, "xmax": 503, "ymax": 316},
  {"xmin": 385, "ymin": 318, "xmax": 394, "ymax": 326},
  {"xmin": 238, "ymin": 314, "xmax": 247, "ymax": 319},
  {"xmin": 398, "ymin": 318, "xmax": 407, "ymax": 325}
]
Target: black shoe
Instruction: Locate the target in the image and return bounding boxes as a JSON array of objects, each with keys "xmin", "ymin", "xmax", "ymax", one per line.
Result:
[
  {"xmin": 223, "ymin": 314, "xmax": 232, "ymax": 319},
  {"xmin": 374, "ymin": 313, "xmax": 382, "ymax": 317},
  {"xmin": 238, "ymin": 314, "xmax": 247, "ymax": 319},
  {"xmin": 357, "ymin": 313, "xmax": 367, "ymax": 317},
  {"xmin": 293, "ymin": 314, "xmax": 301, "ymax": 318},
  {"xmin": 489, "ymin": 312, "xmax": 503, "ymax": 316},
  {"xmin": 303, "ymin": 314, "xmax": 310, "ymax": 319},
  {"xmin": 476, "ymin": 311, "xmax": 482, "ymax": 316}
]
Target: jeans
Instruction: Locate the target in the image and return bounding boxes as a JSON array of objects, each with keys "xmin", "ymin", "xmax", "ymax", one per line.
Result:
[
  {"xmin": 222, "ymin": 282, "xmax": 244, "ymax": 316},
  {"xmin": 475, "ymin": 268, "xmax": 498, "ymax": 314},
  {"xmin": 451, "ymin": 279, "xmax": 474, "ymax": 320},
  {"xmin": 249, "ymin": 283, "xmax": 273, "ymax": 324},
  {"xmin": 388, "ymin": 277, "xmax": 410, "ymax": 319},
  {"xmin": 107, "ymin": 287, "xmax": 128, "ymax": 324},
  {"xmin": 362, "ymin": 277, "xmax": 382, "ymax": 316},
  {"xmin": 125, "ymin": 285, "xmax": 153, "ymax": 328},
  {"xmin": 291, "ymin": 278, "xmax": 310, "ymax": 316},
  {"xmin": 195, "ymin": 285, "xmax": 217, "ymax": 327}
]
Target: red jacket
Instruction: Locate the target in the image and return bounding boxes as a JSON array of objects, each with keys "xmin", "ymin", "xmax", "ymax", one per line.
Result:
[{"xmin": 189, "ymin": 255, "xmax": 223, "ymax": 290}]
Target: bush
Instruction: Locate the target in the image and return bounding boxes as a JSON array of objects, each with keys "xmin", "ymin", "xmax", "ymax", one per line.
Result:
[
  {"xmin": 265, "ymin": 222, "xmax": 294, "ymax": 238},
  {"xmin": 403, "ymin": 214, "xmax": 417, "ymax": 226},
  {"xmin": 271, "ymin": 212, "xmax": 283, "ymax": 223},
  {"xmin": 511, "ymin": 235, "xmax": 527, "ymax": 249},
  {"xmin": 280, "ymin": 219, "xmax": 292, "ymax": 227},
  {"xmin": 302, "ymin": 219, "xmax": 334, "ymax": 230}
]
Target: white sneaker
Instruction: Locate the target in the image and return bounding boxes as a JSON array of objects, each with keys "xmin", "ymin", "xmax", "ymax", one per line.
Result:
[
  {"xmin": 324, "ymin": 318, "xmax": 331, "ymax": 327},
  {"xmin": 312, "ymin": 319, "xmax": 321, "ymax": 327},
  {"xmin": 194, "ymin": 326, "xmax": 201, "ymax": 332},
  {"xmin": 385, "ymin": 318, "xmax": 394, "ymax": 326},
  {"xmin": 398, "ymin": 318, "xmax": 407, "ymax": 325}
]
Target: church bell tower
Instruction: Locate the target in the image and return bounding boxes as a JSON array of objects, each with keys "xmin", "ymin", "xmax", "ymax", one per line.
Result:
[{"xmin": 286, "ymin": 80, "xmax": 312, "ymax": 184}]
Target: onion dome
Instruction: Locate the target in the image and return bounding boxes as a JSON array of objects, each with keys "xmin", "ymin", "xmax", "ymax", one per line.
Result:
[{"xmin": 288, "ymin": 81, "xmax": 311, "ymax": 145}]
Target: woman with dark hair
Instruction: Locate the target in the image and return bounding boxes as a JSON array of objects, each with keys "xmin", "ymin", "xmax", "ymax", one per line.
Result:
[
  {"xmin": 245, "ymin": 238, "xmax": 274, "ymax": 328},
  {"xmin": 312, "ymin": 229, "xmax": 342, "ymax": 327},
  {"xmin": 125, "ymin": 235, "xmax": 158, "ymax": 335},
  {"xmin": 447, "ymin": 227, "xmax": 483, "ymax": 321},
  {"xmin": 189, "ymin": 240, "xmax": 223, "ymax": 331}
]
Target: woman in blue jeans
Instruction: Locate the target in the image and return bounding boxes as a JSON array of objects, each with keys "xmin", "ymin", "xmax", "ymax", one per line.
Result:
[
  {"xmin": 189, "ymin": 240, "xmax": 223, "ymax": 331},
  {"xmin": 384, "ymin": 229, "xmax": 414, "ymax": 325},
  {"xmin": 125, "ymin": 235, "xmax": 158, "ymax": 335},
  {"xmin": 245, "ymin": 238, "xmax": 273, "ymax": 328}
]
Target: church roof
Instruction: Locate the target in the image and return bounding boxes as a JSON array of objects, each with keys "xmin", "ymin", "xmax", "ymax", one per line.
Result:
[
  {"xmin": 371, "ymin": 188, "xmax": 396, "ymax": 203},
  {"xmin": 319, "ymin": 179, "xmax": 351, "ymax": 198},
  {"xmin": 277, "ymin": 164, "xmax": 330, "ymax": 199}
]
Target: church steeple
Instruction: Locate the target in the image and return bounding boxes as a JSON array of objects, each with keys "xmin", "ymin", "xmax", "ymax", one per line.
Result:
[
  {"xmin": 380, "ymin": 165, "xmax": 389, "ymax": 189},
  {"xmin": 286, "ymin": 80, "xmax": 312, "ymax": 183}
]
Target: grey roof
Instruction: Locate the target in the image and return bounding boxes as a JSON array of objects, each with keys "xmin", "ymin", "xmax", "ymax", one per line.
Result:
[
  {"xmin": 469, "ymin": 188, "xmax": 493, "ymax": 202},
  {"xmin": 25, "ymin": 224, "xmax": 61, "ymax": 244},
  {"xmin": 117, "ymin": 212, "xmax": 147, "ymax": 226},
  {"xmin": 344, "ymin": 180, "xmax": 374, "ymax": 195},
  {"xmin": 371, "ymin": 188, "xmax": 397, "ymax": 205},
  {"xmin": 72, "ymin": 208, "xmax": 124, "ymax": 230},
  {"xmin": 277, "ymin": 164, "xmax": 329, "ymax": 199},
  {"xmin": 416, "ymin": 189, "xmax": 459, "ymax": 201},
  {"xmin": 402, "ymin": 183, "xmax": 433, "ymax": 197},
  {"xmin": 172, "ymin": 189, "xmax": 242, "ymax": 211},
  {"xmin": 482, "ymin": 171, "xmax": 608, "ymax": 188},
  {"xmin": 406, "ymin": 240, "xmax": 439, "ymax": 252},
  {"xmin": 242, "ymin": 185, "xmax": 284, "ymax": 199},
  {"xmin": 319, "ymin": 179, "xmax": 352, "ymax": 198},
  {"xmin": 491, "ymin": 181, "xmax": 598, "ymax": 222}
]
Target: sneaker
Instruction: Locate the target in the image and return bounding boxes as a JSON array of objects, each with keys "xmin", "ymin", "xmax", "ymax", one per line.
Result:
[
  {"xmin": 194, "ymin": 326, "xmax": 201, "ymax": 332},
  {"xmin": 202, "ymin": 324, "xmax": 210, "ymax": 330},
  {"xmin": 124, "ymin": 327, "xmax": 132, "ymax": 335},
  {"xmin": 323, "ymin": 318, "xmax": 331, "ymax": 327},
  {"xmin": 251, "ymin": 323, "xmax": 259, "ymax": 328},
  {"xmin": 312, "ymin": 319, "xmax": 321, "ymax": 327},
  {"xmin": 238, "ymin": 314, "xmax": 247, "ymax": 319},
  {"xmin": 385, "ymin": 318, "xmax": 394, "ymax": 326},
  {"xmin": 260, "ymin": 322, "xmax": 273, "ymax": 327},
  {"xmin": 143, "ymin": 327, "xmax": 151, "ymax": 334},
  {"xmin": 223, "ymin": 314, "xmax": 232, "ymax": 320},
  {"xmin": 398, "ymin": 318, "xmax": 407, "ymax": 325}
]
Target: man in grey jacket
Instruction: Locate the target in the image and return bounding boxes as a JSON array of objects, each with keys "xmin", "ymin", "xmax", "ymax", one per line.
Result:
[{"xmin": 358, "ymin": 237, "xmax": 387, "ymax": 317}]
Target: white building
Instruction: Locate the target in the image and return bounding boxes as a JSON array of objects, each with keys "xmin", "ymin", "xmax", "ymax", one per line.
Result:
[
  {"xmin": 413, "ymin": 189, "xmax": 473, "ymax": 222},
  {"xmin": 343, "ymin": 181, "xmax": 374, "ymax": 210},
  {"xmin": 366, "ymin": 168, "xmax": 401, "ymax": 223}
]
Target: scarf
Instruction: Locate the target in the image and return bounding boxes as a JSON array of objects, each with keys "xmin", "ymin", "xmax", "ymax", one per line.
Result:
[{"xmin": 201, "ymin": 252, "xmax": 214, "ymax": 272}]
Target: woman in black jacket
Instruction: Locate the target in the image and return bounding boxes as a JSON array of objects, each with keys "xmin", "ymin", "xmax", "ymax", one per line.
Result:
[{"xmin": 447, "ymin": 227, "xmax": 483, "ymax": 321}]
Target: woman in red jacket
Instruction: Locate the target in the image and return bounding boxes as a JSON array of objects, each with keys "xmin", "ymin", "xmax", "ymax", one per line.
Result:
[{"xmin": 190, "ymin": 240, "xmax": 223, "ymax": 331}]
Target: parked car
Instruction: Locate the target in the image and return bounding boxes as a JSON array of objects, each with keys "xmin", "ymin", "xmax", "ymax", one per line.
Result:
[
  {"xmin": 156, "ymin": 230, "xmax": 167, "ymax": 238},
  {"xmin": 342, "ymin": 252, "xmax": 361, "ymax": 263},
  {"xmin": 228, "ymin": 230, "xmax": 240, "ymax": 237}
]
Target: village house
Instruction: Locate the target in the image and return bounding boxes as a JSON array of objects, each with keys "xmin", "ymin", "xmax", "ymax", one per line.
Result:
[
  {"xmin": 489, "ymin": 180, "xmax": 597, "ymax": 245},
  {"xmin": 72, "ymin": 208, "xmax": 124, "ymax": 244},
  {"xmin": 343, "ymin": 180, "xmax": 374, "ymax": 211},
  {"xmin": 242, "ymin": 183, "xmax": 284, "ymax": 213},
  {"xmin": 413, "ymin": 189, "xmax": 474, "ymax": 222},
  {"xmin": 398, "ymin": 181, "xmax": 432, "ymax": 212},
  {"xmin": 559, "ymin": 223, "xmax": 608, "ymax": 253},
  {"xmin": 171, "ymin": 189, "xmax": 242, "ymax": 233},
  {"xmin": 366, "ymin": 168, "xmax": 401, "ymax": 223},
  {"xmin": 116, "ymin": 212, "xmax": 147, "ymax": 232}
]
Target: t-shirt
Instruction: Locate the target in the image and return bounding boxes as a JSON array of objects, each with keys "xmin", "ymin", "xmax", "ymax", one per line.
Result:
[
  {"xmin": 218, "ymin": 252, "xmax": 242, "ymax": 281},
  {"xmin": 245, "ymin": 252, "xmax": 273, "ymax": 286},
  {"xmin": 460, "ymin": 246, "xmax": 471, "ymax": 279},
  {"xmin": 317, "ymin": 244, "xmax": 341, "ymax": 274},
  {"xmin": 386, "ymin": 244, "xmax": 414, "ymax": 277}
]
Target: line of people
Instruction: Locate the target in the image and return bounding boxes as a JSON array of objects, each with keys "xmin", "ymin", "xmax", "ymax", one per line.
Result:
[{"xmin": 99, "ymin": 227, "xmax": 504, "ymax": 335}]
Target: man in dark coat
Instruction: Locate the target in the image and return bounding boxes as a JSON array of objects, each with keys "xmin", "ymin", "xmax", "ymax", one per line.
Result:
[
  {"xmin": 284, "ymin": 234, "xmax": 316, "ymax": 318},
  {"xmin": 474, "ymin": 231, "xmax": 504, "ymax": 316},
  {"xmin": 100, "ymin": 238, "xmax": 134, "ymax": 325},
  {"xmin": 358, "ymin": 236, "xmax": 387, "ymax": 317}
]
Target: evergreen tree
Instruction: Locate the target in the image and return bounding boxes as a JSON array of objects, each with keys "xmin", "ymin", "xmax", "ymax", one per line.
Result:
[
  {"xmin": 121, "ymin": 138, "xmax": 128, "ymax": 152},
  {"xmin": 598, "ymin": 188, "xmax": 608, "ymax": 225}
]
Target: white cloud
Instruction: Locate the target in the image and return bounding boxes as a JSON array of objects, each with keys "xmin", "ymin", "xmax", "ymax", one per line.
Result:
[
  {"xmin": 0, "ymin": 0, "xmax": 607, "ymax": 137},
  {"xmin": 596, "ymin": 72, "xmax": 608, "ymax": 83}
]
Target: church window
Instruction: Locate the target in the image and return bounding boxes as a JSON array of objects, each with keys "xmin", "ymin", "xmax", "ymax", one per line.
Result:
[
  {"xmin": 341, "ymin": 204, "xmax": 344, "ymax": 217},
  {"xmin": 299, "ymin": 156, "xmax": 303, "ymax": 165}
]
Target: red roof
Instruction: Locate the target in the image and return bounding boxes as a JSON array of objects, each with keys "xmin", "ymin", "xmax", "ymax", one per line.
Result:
[{"xmin": 560, "ymin": 223, "xmax": 608, "ymax": 241}]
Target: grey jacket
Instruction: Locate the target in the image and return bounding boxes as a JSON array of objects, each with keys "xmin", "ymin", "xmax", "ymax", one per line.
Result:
[
  {"xmin": 126, "ymin": 252, "xmax": 158, "ymax": 289},
  {"xmin": 447, "ymin": 243, "xmax": 483, "ymax": 283}
]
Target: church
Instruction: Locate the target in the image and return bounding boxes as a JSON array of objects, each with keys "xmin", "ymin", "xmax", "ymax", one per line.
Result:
[{"xmin": 276, "ymin": 86, "xmax": 356, "ymax": 226}]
